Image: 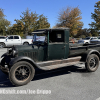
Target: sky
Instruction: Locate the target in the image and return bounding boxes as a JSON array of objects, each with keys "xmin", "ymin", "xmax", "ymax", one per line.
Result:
[{"xmin": 0, "ymin": 0, "xmax": 99, "ymax": 29}]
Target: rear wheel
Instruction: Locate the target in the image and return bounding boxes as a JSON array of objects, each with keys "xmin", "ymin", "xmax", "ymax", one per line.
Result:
[
  {"xmin": 23, "ymin": 42, "xmax": 29, "ymax": 45},
  {"xmin": 85, "ymin": 54, "xmax": 99, "ymax": 72},
  {"xmin": 0, "ymin": 43, "xmax": 5, "ymax": 48},
  {"xmin": 9, "ymin": 61, "xmax": 35, "ymax": 86}
]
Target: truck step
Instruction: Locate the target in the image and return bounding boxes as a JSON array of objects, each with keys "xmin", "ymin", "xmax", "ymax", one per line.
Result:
[{"xmin": 37, "ymin": 56, "xmax": 82, "ymax": 70}]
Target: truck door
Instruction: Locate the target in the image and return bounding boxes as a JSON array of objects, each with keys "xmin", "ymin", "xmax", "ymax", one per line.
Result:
[
  {"xmin": 48, "ymin": 43, "xmax": 66, "ymax": 60},
  {"xmin": 13, "ymin": 36, "xmax": 21, "ymax": 45},
  {"xmin": 48, "ymin": 30, "xmax": 68, "ymax": 60},
  {"xmin": 5, "ymin": 36, "xmax": 14, "ymax": 46}
]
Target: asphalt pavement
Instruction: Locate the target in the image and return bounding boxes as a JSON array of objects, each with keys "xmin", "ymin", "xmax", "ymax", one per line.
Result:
[{"xmin": 0, "ymin": 48, "xmax": 100, "ymax": 100}]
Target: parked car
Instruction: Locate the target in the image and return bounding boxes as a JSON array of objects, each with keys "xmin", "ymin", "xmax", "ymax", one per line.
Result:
[
  {"xmin": 0, "ymin": 35, "xmax": 33, "ymax": 48},
  {"xmin": 90, "ymin": 36, "xmax": 100, "ymax": 44},
  {"xmin": 78, "ymin": 37, "xmax": 98, "ymax": 44},
  {"xmin": 0, "ymin": 28, "xmax": 100, "ymax": 86}
]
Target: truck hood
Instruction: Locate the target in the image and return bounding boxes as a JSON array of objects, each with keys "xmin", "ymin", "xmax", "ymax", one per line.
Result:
[
  {"xmin": 14, "ymin": 44, "xmax": 47, "ymax": 62},
  {"xmin": 0, "ymin": 39, "xmax": 5, "ymax": 42},
  {"xmin": 14, "ymin": 44, "xmax": 38, "ymax": 51}
]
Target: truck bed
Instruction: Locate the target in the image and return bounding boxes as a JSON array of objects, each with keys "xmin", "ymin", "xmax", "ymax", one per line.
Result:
[{"xmin": 69, "ymin": 43, "xmax": 100, "ymax": 57}]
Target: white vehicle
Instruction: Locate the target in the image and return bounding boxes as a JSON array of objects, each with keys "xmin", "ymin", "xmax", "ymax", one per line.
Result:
[
  {"xmin": 0, "ymin": 36, "xmax": 6, "ymax": 39},
  {"xmin": 90, "ymin": 37, "xmax": 100, "ymax": 44},
  {"xmin": 78, "ymin": 37, "xmax": 98, "ymax": 44},
  {"xmin": 0, "ymin": 35, "xmax": 33, "ymax": 48}
]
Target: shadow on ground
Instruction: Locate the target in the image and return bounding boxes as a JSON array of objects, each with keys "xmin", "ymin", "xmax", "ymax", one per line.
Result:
[
  {"xmin": 0, "ymin": 65, "xmax": 88, "ymax": 88},
  {"xmin": 33, "ymin": 65, "xmax": 87, "ymax": 81}
]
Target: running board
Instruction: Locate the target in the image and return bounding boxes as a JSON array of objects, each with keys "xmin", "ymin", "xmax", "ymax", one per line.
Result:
[{"xmin": 37, "ymin": 56, "xmax": 82, "ymax": 70}]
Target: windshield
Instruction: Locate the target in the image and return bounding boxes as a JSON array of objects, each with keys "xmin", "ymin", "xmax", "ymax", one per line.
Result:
[
  {"xmin": 98, "ymin": 37, "xmax": 100, "ymax": 39},
  {"xmin": 85, "ymin": 37, "xmax": 90, "ymax": 40},
  {"xmin": 91, "ymin": 37, "xmax": 97, "ymax": 40},
  {"xmin": 34, "ymin": 33, "xmax": 46, "ymax": 42}
]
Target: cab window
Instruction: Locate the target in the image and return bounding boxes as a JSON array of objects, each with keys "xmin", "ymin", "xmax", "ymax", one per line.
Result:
[
  {"xmin": 14, "ymin": 36, "xmax": 19, "ymax": 39},
  {"xmin": 8, "ymin": 36, "xmax": 13, "ymax": 39},
  {"xmin": 49, "ymin": 30, "xmax": 64, "ymax": 43}
]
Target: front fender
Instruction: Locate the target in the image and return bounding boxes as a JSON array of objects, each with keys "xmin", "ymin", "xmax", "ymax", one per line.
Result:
[
  {"xmin": 1, "ymin": 53, "xmax": 8, "ymax": 58},
  {"xmin": 9, "ymin": 56, "xmax": 40, "ymax": 69}
]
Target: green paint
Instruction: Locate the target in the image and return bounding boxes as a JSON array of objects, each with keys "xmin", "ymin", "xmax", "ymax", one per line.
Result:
[{"xmin": 16, "ymin": 28, "xmax": 70, "ymax": 62}]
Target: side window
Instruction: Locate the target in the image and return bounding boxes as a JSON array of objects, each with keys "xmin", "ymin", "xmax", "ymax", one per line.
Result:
[
  {"xmin": 49, "ymin": 30, "xmax": 64, "ymax": 43},
  {"xmin": 14, "ymin": 36, "xmax": 19, "ymax": 39},
  {"xmin": 8, "ymin": 36, "xmax": 13, "ymax": 39}
]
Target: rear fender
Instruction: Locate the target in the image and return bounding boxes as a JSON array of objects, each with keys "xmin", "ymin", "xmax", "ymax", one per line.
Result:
[{"xmin": 81, "ymin": 50, "xmax": 100, "ymax": 62}]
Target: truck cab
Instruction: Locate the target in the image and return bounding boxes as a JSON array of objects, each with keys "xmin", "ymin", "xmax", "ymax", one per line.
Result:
[{"xmin": 13, "ymin": 28, "xmax": 70, "ymax": 62}]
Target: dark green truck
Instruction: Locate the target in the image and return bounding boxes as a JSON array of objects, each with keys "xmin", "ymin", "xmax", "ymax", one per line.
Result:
[{"xmin": 0, "ymin": 28, "xmax": 100, "ymax": 86}]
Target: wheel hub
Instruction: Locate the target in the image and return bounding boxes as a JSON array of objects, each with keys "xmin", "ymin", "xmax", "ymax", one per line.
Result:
[
  {"xmin": 19, "ymin": 69, "xmax": 26, "ymax": 75},
  {"xmin": 15, "ymin": 66, "xmax": 30, "ymax": 80}
]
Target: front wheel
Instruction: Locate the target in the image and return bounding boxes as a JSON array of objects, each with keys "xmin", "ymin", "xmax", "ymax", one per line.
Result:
[
  {"xmin": 9, "ymin": 61, "xmax": 35, "ymax": 86},
  {"xmin": 85, "ymin": 54, "xmax": 99, "ymax": 72}
]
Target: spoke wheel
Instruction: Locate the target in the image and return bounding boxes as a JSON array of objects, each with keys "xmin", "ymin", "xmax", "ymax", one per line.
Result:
[
  {"xmin": 9, "ymin": 61, "xmax": 35, "ymax": 86},
  {"xmin": 15, "ymin": 66, "xmax": 30, "ymax": 81},
  {"xmin": 85, "ymin": 54, "xmax": 99, "ymax": 72}
]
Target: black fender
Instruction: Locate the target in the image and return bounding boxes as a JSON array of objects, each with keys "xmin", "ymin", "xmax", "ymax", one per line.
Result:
[
  {"xmin": 81, "ymin": 49, "xmax": 100, "ymax": 62},
  {"xmin": 9, "ymin": 56, "xmax": 40, "ymax": 69}
]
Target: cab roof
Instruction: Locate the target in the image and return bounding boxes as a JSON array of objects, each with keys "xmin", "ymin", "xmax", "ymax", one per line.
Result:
[{"xmin": 31, "ymin": 27, "xmax": 69, "ymax": 34}]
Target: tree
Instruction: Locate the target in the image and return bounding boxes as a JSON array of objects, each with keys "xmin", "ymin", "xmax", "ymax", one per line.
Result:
[
  {"xmin": 76, "ymin": 28, "xmax": 92, "ymax": 38},
  {"xmin": 56, "ymin": 7, "xmax": 83, "ymax": 36},
  {"xmin": 89, "ymin": 1, "xmax": 100, "ymax": 36},
  {"xmin": 36, "ymin": 14, "xmax": 50, "ymax": 29},
  {"xmin": 14, "ymin": 8, "xmax": 50, "ymax": 37},
  {"xmin": 12, "ymin": 20, "xmax": 24, "ymax": 37},
  {"xmin": 0, "ymin": 8, "xmax": 10, "ymax": 35},
  {"xmin": 19, "ymin": 8, "xmax": 38, "ymax": 36}
]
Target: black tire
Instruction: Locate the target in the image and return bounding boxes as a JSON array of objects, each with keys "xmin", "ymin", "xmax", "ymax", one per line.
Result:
[
  {"xmin": 0, "ymin": 57, "xmax": 8, "ymax": 75},
  {"xmin": 9, "ymin": 61, "xmax": 35, "ymax": 86},
  {"xmin": 85, "ymin": 54, "xmax": 99, "ymax": 72},
  {"xmin": 23, "ymin": 42, "xmax": 29, "ymax": 45},
  {"xmin": 0, "ymin": 43, "xmax": 5, "ymax": 48}
]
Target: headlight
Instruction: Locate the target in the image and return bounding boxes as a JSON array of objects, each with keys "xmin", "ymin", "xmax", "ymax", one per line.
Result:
[
  {"xmin": 7, "ymin": 46, "xmax": 18, "ymax": 57},
  {"xmin": 12, "ymin": 49, "xmax": 18, "ymax": 57},
  {"xmin": 7, "ymin": 48, "xmax": 13, "ymax": 54}
]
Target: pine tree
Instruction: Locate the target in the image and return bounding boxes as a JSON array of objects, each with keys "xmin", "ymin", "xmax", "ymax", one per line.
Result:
[{"xmin": 89, "ymin": 1, "xmax": 100, "ymax": 36}]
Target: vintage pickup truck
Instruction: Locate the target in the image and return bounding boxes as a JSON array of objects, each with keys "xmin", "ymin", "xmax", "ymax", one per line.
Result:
[{"xmin": 0, "ymin": 28, "xmax": 100, "ymax": 86}]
